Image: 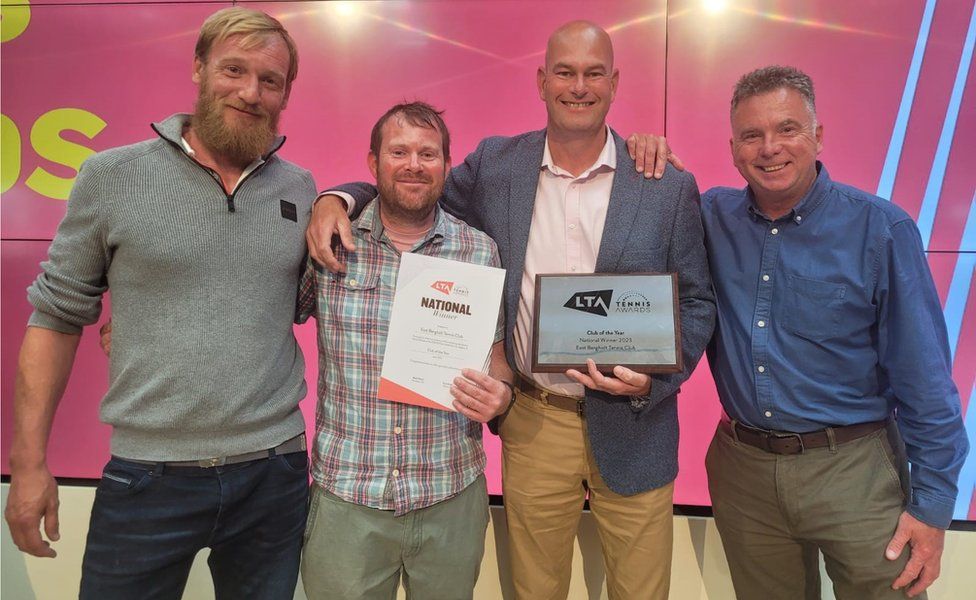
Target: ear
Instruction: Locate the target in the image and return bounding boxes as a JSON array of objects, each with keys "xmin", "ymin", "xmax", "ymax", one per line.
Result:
[
  {"xmin": 192, "ymin": 56, "xmax": 204, "ymax": 85},
  {"xmin": 368, "ymin": 151, "xmax": 379, "ymax": 180},
  {"xmin": 537, "ymin": 67, "xmax": 547, "ymax": 102},
  {"xmin": 609, "ymin": 68, "xmax": 619, "ymax": 102},
  {"xmin": 815, "ymin": 123, "xmax": 824, "ymax": 154}
]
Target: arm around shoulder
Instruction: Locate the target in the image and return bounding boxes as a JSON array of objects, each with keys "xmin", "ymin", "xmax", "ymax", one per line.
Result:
[{"xmin": 641, "ymin": 170, "xmax": 716, "ymax": 409}]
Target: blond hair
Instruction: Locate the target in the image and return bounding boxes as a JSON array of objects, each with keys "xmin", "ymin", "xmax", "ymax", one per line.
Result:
[{"xmin": 195, "ymin": 7, "xmax": 298, "ymax": 91}]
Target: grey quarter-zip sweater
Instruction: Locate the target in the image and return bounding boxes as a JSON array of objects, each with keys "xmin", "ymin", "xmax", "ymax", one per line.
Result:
[{"xmin": 27, "ymin": 113, "xmax": 316, "ymax": 461}]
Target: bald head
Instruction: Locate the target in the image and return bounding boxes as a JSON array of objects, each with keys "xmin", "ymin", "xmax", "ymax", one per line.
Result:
[
  {"xmin": 545, "ymin": 21, "xmax": 614, "ymax": 72},
  {"xmin": 537, "ymin": 20, "xmax": 619, "ymax": 140}
]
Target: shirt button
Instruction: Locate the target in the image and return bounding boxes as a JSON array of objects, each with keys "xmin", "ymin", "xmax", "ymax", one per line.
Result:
[
  {"xmin": 392, "ymin": 469, "xmax": 400, "ymax": 477},
  {"xmin": 757, "ymin": 365, "xmax": 765, "ymax": 373},
  {"xmin": 348, "ymin": 278, "xmax": 358, "ymax": 287},
  {"xmin": 771, "ymin": 228, "xmax": 779, "ymax": 235},
  {"xmin": 570, "ymin": 266, "xmax": 577, "ymax": 271},
  {"xmin": 394, "ymin": 426, "xmax": 402, "ymax": 435},
  {"xmin": 568, "ymin": 223, "xmax": 576, "ymax": 230},
  {"xmin": 757, "ymin": 320, "xmax": 766, "ymax": 328},
  {"xmin": 764, "ymin": 411, "xmax": 773, "ymax": 418},
  {"xmin": 795, "ymin": 215, "xmax": 802, "ymax": 223},
  {"xmin": 762, "ymin": 274, "xmax": 770, "ymax": 282}
]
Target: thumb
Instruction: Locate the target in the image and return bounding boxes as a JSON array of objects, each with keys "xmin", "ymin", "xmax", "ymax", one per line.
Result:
[
  {"xmin": 337, "ymin": 220, "xmax": 357, "ymax": 253},
  {"xmin": 44, "ymin": 501, "xmax": 60, "ymax": 542},
  {"xmin": 886, "ymin": 524, "xmax": 909, "ymax": 560}
]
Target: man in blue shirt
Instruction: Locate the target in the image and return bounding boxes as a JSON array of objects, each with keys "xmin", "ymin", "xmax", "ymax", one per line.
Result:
[{"xmin": 700, "ymin": 66, "xmax": 967, "ymax": 599}]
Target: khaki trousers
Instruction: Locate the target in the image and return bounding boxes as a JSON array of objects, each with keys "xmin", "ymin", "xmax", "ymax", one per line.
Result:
[
  {"xmin": 706, "ymin": 422, "xmax": 920, "ymax": 600},
  {"xmin": 499, "ymin": 390, "xmax": 674, "ymax": 600},
  {"xmin": 300, "ymin": 477, "xmax": 489, "ymax": 600}
]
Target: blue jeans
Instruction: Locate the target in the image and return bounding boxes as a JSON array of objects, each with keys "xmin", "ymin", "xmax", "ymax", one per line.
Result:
[{"xmin": 79, "ymin": 451, "xmax": 309, "ymax": 600}]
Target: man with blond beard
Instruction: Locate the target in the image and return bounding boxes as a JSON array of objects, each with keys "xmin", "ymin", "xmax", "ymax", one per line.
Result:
[{"xmin": 4, "ymin": 8, "xmax": 315, "ymax": 598}]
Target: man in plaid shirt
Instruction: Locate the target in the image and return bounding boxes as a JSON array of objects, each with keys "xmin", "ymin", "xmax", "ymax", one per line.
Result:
[{"xmin": 296, "ymin": 102, "xmax": 514, "ymax": 599}]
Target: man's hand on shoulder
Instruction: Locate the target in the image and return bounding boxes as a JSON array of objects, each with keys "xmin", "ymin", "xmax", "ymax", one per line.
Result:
[
  {"xmin": 4, "ymin": 464, "xmax": 60, "ymax": 558},
  {"xmin": 886, "ymin": 511, "xmax": 945, "ymax": 597},
  {"xmin": 566, "ymin": 359, "xmax": 651, "ymax": 396},
  {"xmin": 451, "ymin": 369, "xmax": 512, "ymax": 422},
  {"xmin": 626, "ymin": 133, "xmax": 685, "ymax": 179},
  {"xmin": 306, "ymin": 194, "xmax": 356, "ymax": 273}
]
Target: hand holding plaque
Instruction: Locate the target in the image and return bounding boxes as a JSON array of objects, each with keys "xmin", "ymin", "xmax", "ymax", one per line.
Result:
[{"xmin": 532, "ymin": 273, "xmax": 682, "ymax": 374}]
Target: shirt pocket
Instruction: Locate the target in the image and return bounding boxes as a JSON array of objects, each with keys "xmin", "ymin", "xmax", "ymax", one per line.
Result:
[
  {"xmin": 326, "ymin": 269, "xmax": 381, "ymax": 316},
  {"xmin": 781, "ymin": 274, "xmax": 847, "ymax": 341}
]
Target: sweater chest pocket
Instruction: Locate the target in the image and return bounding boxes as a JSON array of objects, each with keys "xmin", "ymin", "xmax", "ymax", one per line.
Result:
[{"xmin": 780, "ymin": 274, "xmax": 847, "ymax": 341}]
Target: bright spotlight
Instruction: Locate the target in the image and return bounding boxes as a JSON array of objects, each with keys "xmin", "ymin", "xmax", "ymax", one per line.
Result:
[
  {"xmin": 703, "ymin": 0, "xmax": 729, "ymax": 14},
  {"xmin": 332, "ymin": 1, "xmax": 358, "ymax": 17}
]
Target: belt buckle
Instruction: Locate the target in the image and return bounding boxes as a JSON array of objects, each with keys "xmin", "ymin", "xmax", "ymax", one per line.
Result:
[
  {"xmin": 198, "ymin": 457, "xmax": 226, "ymax": 468},
  {"xmin": 770, "ymin": 432, "xmax": 804, "ymax": 455}
]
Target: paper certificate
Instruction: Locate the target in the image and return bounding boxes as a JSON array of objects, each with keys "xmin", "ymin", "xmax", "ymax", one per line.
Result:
[{"xmin": 378, "ymin": 252, "xmax": 505, "ymax": 411}]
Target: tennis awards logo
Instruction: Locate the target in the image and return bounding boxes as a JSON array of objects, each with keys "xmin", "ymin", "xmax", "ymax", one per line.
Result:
[{"xmin": 564, "ymin": 290, "xmax": 652, "ymax": 317}]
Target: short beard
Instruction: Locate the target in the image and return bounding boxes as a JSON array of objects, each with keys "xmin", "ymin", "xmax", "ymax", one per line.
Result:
[
  {"xmin": 192, "ymin": 89, "xmax": 279, "ymax": 167},
  {"xmin": 376, "ymin": 175, "xmax": 442, "ymax": 225}
]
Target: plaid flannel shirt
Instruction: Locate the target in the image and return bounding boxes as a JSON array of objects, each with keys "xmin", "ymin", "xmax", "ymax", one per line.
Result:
[{"xmin": 297, "ymin": 199, "xmax": 503, "ymax": 515}]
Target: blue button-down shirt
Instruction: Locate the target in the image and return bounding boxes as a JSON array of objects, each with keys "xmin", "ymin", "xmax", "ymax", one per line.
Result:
[{"xmin": 701, "ymin": 163, "xmax": 968, "ymax": 528}]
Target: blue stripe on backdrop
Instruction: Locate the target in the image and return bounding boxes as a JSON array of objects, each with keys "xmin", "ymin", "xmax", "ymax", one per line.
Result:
[
  {"xmin": 955, "ymin": 383, "xmax": 976, "ymax": 520},
  {"xmin": 944, "ymin": 195, "xmax": 976, "ymax": 359},
  {"xmin": 918, "ymin": 4, "xmax": 976, "ymax": 249},
  {"xmin": 877, "ymin": 0, "xmax": 937, "ymax": 201},
  {"xmin": 948, "ymin": 196, "xmax": 976, "ymax": 520}
]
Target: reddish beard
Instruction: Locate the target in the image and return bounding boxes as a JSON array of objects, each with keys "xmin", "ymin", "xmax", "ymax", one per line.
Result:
[
  {"xmin": 376, "ymin": 171, "xmax": 442, "ymax": 223},
  {"xmin": 192, "ymin": 85, "xmax": 280, "ymax": 167}
]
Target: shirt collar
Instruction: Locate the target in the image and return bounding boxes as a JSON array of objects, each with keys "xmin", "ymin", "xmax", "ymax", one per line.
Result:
[
  {"xmin": 356, "ymin": 196, "xmax": 446, "ymax": 246},
  {"xmin": 541, "ymin": 125, "xmax": 617, "ymax": 178},
  {"xmin": 180, "ymin": 135, "xmax": 265, "ymax": 179},
  {"xmin": 746, "ymin": 161, "xmax": 832, "ymax": 226}
]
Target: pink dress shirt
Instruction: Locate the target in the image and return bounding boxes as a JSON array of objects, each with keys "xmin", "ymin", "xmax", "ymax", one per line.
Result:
[{"xmin": 513, "ymin": 128, "xmax": 617, "ymax": 397}]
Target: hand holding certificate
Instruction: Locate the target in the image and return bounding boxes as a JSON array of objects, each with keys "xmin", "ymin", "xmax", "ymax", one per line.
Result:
[{"xmin": 378, "ymin": 253, "xmax": 505, "ymax": 411}]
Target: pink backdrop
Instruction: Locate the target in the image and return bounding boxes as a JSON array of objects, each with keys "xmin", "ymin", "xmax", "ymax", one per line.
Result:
[{"xmin": 2, "ymin": 0, "xmax": 974, "ymax": 517}]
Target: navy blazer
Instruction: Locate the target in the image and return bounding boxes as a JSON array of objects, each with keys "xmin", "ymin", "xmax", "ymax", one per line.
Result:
[{"xmin": 338, "ymin": 128, "xmax": 715, "ymax": 495}]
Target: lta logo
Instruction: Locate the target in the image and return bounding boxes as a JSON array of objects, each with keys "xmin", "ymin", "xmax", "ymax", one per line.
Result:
[
  {"xmin": 564, "ymin": 290, "xmax": 612, "ymax": 317},
  {"xmin": 431, "ymin": 281, "xmax": 454, "ymax": 295}
]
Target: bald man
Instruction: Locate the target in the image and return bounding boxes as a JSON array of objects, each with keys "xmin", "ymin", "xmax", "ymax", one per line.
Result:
[{"xmin": 308, "ymin": 21, "xmax": 715, "ymax": 599}]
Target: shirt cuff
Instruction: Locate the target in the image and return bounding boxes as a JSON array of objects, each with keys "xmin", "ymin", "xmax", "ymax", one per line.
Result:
[
  {"xmin": 908, "ymin": 488, "xmax": 957, "ymax": 529},
  {"xmin": 315, "ymin": 190, "xmax": 356, "ymax": 216},
  {"xmin": 629, "ymin": 395, "xmax": 650, "ymax": 411}
]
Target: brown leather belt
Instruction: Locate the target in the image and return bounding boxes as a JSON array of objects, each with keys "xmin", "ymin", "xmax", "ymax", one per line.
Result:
[
  {"xmin": 122, "ymin": 433, "xmax": 307, "ymax": 468},
  {"xmin": 720, "ymin": 419, "xmax": 886, "ymax": 455},
  {"xmin": 515, "ymin": 376, "xmax": 585, "ymax": 417}
]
